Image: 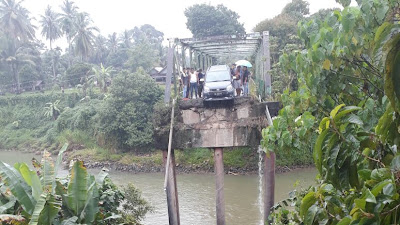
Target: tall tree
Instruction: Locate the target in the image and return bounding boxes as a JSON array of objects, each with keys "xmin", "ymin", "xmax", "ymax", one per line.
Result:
[
  {"xmin": 125, "ymin": 38, "xmax": 159, "ymax": 72},
  {"xmin": 119, "ymin": 29, "xmax": 132, "ymax": 49},
  {"xmin": 59, "ymin": 0, "xmax": 78, "ymax": 66},
  {"xmin": 72, "ymin": 12, "xmax": 98, "ymax": 61},
  {"xmin": 184, "ymin": 4, "xmax": 245, "ymax": 38},
  {"xmin": 91, "ymin": 34, "xmax": 108, "ymax": 64},
  {"xmin": 0, "ymin": 0, "xmax": 35, "ymax": 41},
  {"xmin": 131, "ymin": 24, "xmax": 164, "ymax": 61},
  {"xmin": 40, "ymin": 5, "xmax": 62, "ymax": 78},
  {"xmin": 281, "ymin": 0, "xmax": 310, "ymax": 19},
  {"xmin": 107, "ymin": 32, "xmax": 118, "ymax": 54},
  {"xmin": 253, "ymin": 0, "xmax": 316, "ymax": 96},
  {"xmin": 40, "ymin": 6, "xmax": 62, "ymax": 50},
  {"xmin": 0, "ymin": 0, "xmax": 36, "ymax": 92}
]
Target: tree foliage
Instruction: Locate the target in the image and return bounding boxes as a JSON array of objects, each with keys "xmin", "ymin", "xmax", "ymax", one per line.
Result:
[
  {"xmin": 99, "ymin": 68, "xmax": 162, "ymax": 151},
  {"xmin": 184, "ymin": 4, "xmax": 245, "ymax": 38},
  {"xmin": 0, "ymin": 0, "xmax": 165, "ymax": 94},
  {"xmin": 254, "ymin": 0, "xmax": 311, "ymax": 98},
  {"xmin": 264, "ymin": 0, "xmax": 400, "ymax": 224}
]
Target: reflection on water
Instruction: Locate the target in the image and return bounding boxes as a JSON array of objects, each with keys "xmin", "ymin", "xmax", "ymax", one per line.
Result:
[{"xmin": 0, "ymin": 151, "xmax": 317, "ymax": 225}]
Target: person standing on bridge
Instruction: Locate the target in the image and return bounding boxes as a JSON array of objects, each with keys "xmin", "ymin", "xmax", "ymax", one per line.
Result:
[
  {"xmin": 233, "ymin": 66, "xmax": 242, "ymax": 96},
  {"xmin": 230, "ymin": 63, "xmax": 236, "ymax": 78},
  {"xmin": 181, "ymin": 68, "xmax": 189, "ymax": 98},
  {"xmin": 189, "ymin": 68, "xmax": 198, "ymax": 99},
  {"xmin": 198, "ymin": 69, "xmax": 205, "ymax": 98},
  {"xmin": 242, "ymin": 66, "xmax": 250, "ymax": 96}
]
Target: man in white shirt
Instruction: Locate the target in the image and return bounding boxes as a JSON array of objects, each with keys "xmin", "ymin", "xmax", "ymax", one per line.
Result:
[{"xmin": 188, "ymin": 68, "xmax": 198, "ymax": 99}]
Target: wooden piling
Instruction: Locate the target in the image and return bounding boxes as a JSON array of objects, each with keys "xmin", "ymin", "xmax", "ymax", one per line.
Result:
[
  {"xmin": 264, "ymin": 152, "xmax": 275, "ymax": 224},
  {"xmin": 214, "ymin": 147, "xmax": 225, "ymax": 225},
  {"xmin": 163, "ymin": 150, "xmax": 180, "ymax": 225}
]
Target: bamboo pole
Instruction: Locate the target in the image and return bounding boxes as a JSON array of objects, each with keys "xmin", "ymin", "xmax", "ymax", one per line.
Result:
[{"xmin": 163, "ymin": 99, "xmax": 180, "ymax": 225}]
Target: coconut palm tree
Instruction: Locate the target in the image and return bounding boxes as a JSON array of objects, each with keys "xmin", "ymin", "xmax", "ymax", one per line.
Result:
[
  {"xmin": 73, "ymin": 12, "xmax": 99, "ymax": 61},
  {"xmin": 0, "ymin": 0, "xmax": 35, "ymax": 41},
  {"xmin": 119, "ymin": 29, "xmax": 132, "ymax": 49},
  {"xmin": 92, "ymin": 34, "xmax": 108, "ymax": 64},
  {"xmin": 59, "ymin": 0, "xmax": 78, "ymax": 66},
  {"xmin": 40, "ymin": 5, "xmax": 62, "ymax": 78},
  {"xmin": 107, "ymin": 32, "xmax": 118, "ymax": 54},
  {"xmin": 40, "ymin": 6, "xmax": 62, "ymax": 50},
  {"xmin": 0, "ymin": 0, "xmax": 36, "ymax": 92},
  {"xmin": 0, "ymin": 43, "xmax": 36, "ymax": 93}
]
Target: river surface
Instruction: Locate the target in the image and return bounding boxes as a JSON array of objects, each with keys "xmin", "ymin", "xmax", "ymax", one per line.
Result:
[{"xmin": 0, "ymin": 151, "xmax": 317, "ymax": 225}]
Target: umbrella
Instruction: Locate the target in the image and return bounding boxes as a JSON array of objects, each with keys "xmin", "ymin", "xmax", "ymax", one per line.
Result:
[{"xmin": 235, "ymin": 60, "xmax": 252, "ymax": 68}]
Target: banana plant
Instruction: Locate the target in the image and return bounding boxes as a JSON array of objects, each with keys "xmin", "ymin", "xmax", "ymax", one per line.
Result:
[
  {"xmin": 0, "ymin": 144, "xmax": 68, "ymax": 224},
  {"xmin": 0, "ymin": 144, "xmax": 138, "ymax": 225},
  {"xmin": 0, "ymin": 144, "xmax": 99, "ymax": 224},
  {"xmin": 44, "ymin": 100, "xmax": 61, "ymax": 120}
]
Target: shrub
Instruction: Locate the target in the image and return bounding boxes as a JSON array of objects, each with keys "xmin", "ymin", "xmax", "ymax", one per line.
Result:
[{"xmin": 99, "ymin": 68, "xmax": 162, "ymax": 151}]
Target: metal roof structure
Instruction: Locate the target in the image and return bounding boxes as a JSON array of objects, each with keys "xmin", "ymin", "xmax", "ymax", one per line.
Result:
[
  {"xmin": 175, "ymin": 32, "xmax": 262, "ymax": 58},
  {"xmin": 163, "ymin": 31, "xmax": 272, "ymax": 103}
]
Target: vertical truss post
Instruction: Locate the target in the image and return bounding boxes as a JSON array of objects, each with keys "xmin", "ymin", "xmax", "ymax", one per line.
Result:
[
  {"xmin": 173, "ymin": 55, "xmax": 177, "ymax": 96},
  {"xmin": 164, "ymin": 41, "xmax": 175, "ymax": 103},
  {"xmin": 174, "ymin": 48, "xmax": 182, "ymax": 96},
  {"xmin": 181, "ymin": 45, "xmax": 186, "ymax": 69},
  {"xmin": 263, "ymin": 31, "xmax": 271, "ymax": 97},
  {"xmin": 189, "ymin": 47, "xmax": 193, "ymax": 68},
  {"xmin": 197, "ymin": 52, "xmax": 201, "ymax": 69},
  {"xmin": 201, "ymin": 54, "xmax": 205, "ymax": 71}
]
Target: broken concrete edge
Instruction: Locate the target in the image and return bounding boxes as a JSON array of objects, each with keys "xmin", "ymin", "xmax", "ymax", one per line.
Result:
[{"xmin": 153, "ymin": 98, "xmax": 281, "ymax": 150}]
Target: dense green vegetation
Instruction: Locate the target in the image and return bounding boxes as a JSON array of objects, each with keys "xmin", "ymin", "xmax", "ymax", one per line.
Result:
[
  {"xmin": 0, "ymin": 68, "xmax": 162, "ymax": 153},
  {"xmin": 0, "ymin": 145, "xmax": 152, "ymax": 224},
  {"xmin": 263, "ymin": 0, "xmax": 400, "ymax": 224},
  {"xmin": 254, "ymin": 0, "xmax": 338, "ymax": 98}
]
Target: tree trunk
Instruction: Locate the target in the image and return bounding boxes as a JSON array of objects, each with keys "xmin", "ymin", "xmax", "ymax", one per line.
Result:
[
  {"xmin": 68, "ymin": 37, "xmax": 72, "ymax": 67},
  {"xmin": 50, "ymin": 40, "xmax": 57, "ymax": 79},
  {"xmin": 12, "ymin": 64, "xmax": 20, "ymax": 94}
]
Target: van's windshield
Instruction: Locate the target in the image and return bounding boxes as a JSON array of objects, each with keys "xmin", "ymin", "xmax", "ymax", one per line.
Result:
[{"xmin": 206, "ymin": 71, "xmax": 231, "ymax": 82}]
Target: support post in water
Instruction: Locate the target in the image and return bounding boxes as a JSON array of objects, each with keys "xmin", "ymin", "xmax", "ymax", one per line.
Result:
[
  {"xmin": 263, "ymin": 152, "xmax": 275, "ymax": 224},
  {"xmin": 163, "ymin": 150, "xmax": 180, "ymax": 225},
  {"xmin": 214, "ymin": 147, "xmax": 225, "ymax": 225}
]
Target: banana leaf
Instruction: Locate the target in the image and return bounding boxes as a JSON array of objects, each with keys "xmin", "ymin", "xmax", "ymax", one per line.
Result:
[
  {"xmin": 29, "ymin": 193, "xmax": 48, "ymax": 225},
  {"xmin": 14, "ymin": 162, "xmax": 42, "ymax": 201},
  {"xmin": 81, "ymin": 175, "xmax": 99, "ymax": 224},
  {"xmin": 66, "ymin": 161, "xmax": 88, "ymax": 216},
  {"xmin": 41, "ymin": 151, "xmax": 55, "ymax": 191},
  {"xmin": 38, "ymin": 194, "xmax": 62, "ymax": 225},
  {"xmin": 0, "ymin": 161, "xmax": 36, "ymax": 214}
]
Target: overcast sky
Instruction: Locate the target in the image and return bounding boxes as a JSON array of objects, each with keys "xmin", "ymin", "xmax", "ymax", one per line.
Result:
[{"xmin": 23, "ymin": 0, "xmax": 345, "ymax": 49}]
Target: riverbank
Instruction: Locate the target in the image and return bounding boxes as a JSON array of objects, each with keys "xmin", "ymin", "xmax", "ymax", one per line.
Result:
[{"xmin": 3, "ymin": 146, "xmax": 313, "ymax": 175}]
